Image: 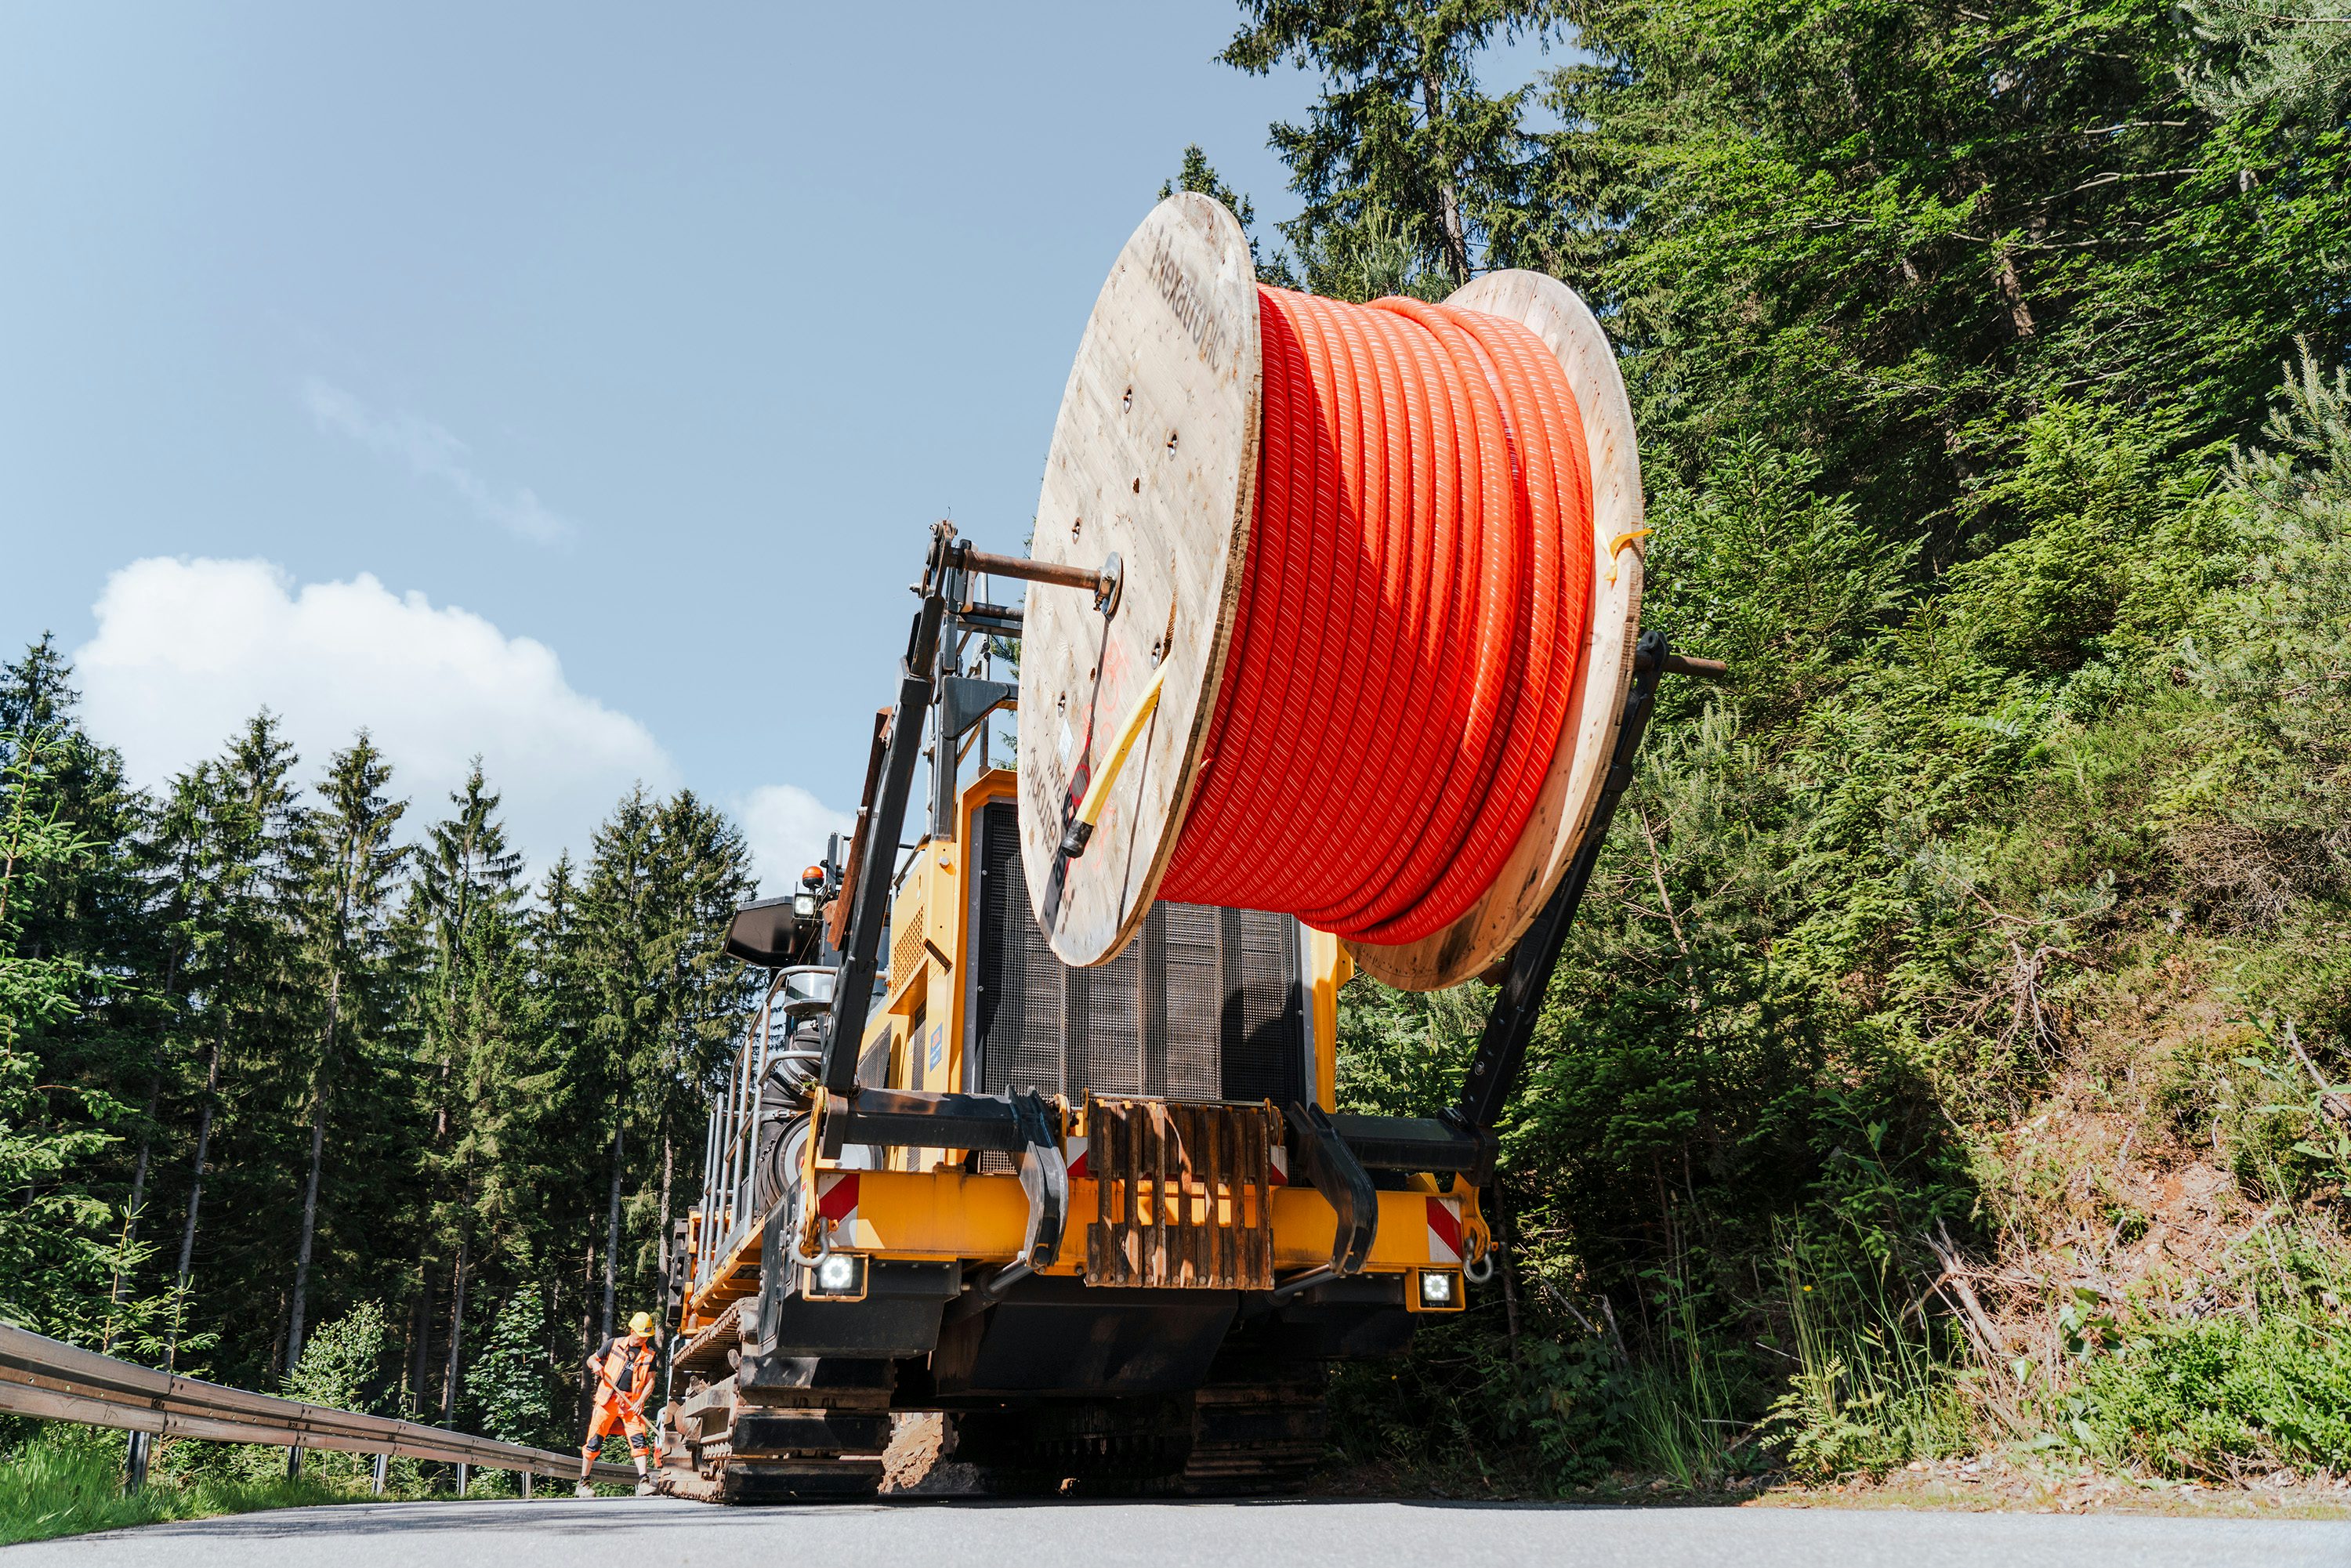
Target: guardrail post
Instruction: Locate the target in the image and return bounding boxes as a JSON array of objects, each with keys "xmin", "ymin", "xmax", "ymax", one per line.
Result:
[
  {"xmin": 371, "ymin": 1452, "xmax": 388, "ymax": 1495},
  {"xmin": 124, "ymin": 1429, "xmax": 151, "ymax": 1495},
  {"xmin": 520, "ymin": 1467, "xmax": 532, "ymax": 1499},
  {"xmin": 455, "ymin": 1461, "xmax": 469, "ymax": 1497},
  {"xmin": 286, "ymin": 1443, "xmax": 303, "ymax": 1481}
]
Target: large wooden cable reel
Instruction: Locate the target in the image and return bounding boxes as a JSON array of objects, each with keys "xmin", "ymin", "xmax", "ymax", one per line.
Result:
[{"xmin": 1014, "ymin": 194, "xmax": 1646, "ymax": 991}]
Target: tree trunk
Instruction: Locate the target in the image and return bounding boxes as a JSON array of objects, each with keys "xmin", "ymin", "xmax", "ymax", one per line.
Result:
[
  {"xmin": 1418, "ymin": 67, "xmax": 1473, "ymax": 283},
  {"xmin": 441, "ymin": 1230, "xmax": 469, "ymax": 1421},
  {"xmin": 600, "ymin": 1123, "xmax": 624, "ymax": 1343},
  {"xmin": 1492, "ymin": 1181, "xmax": 1523, "ymax": 1363},
  {"xmin": 284, "ymin": 1092, "xmax": 329, "ymax": 1371},
  {"xmin": 580, "ymin": 1240, "xmax": 597, "ymax": 1414},
  {"xmin": 109, "ymin": 940, "xmax": 183, "ymax": 1351},
  {"xmin": 1973, "ymin": 176, "xmax": 2036, "ymax": 339},
  {"xmin": 285, "ymin": 968, "xmax": 342, "ymax": 1371},
  {"xmin": 104, "ymin": 1080, "xmax": 159, "ymax": 1353},
  {"xmin": 167, "ymin": 1028, "xmax": 224, "ymax": 1371},
  {"xmin": 656, "ymin": 1131, "xmax": 673, "ymax": 1280},
  {"xmin": 1994, "ymin": 244, "xmax": 2037, "ymax": 338},
  {"xmin": 408, "ymin": 1260, "xmax": 435, "ymax": 1410}
]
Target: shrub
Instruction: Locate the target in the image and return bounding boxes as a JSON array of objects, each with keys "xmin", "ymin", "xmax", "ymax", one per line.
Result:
[{"xmin": 2073, "ymin": 1313, "xmax": 2351, "ymax": 1476}]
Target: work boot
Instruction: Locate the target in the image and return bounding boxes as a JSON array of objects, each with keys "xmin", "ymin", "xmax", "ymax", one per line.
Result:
[
  {"xmin": 635, "ymin": 1479, "xmax": 656, "ymax": 1497},
  {"xmin": 574, "ymin": 1482, "xmax": 595, "ymax": 1499}
]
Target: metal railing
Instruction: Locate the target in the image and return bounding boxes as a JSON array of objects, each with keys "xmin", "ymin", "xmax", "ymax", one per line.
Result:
[
  {"xmin": 0, "ymin": 1324, "xmax": 636, "ymax": 1494},
  {"xmin": 689, "ymin": 965, "xmax": 830, "ymax": 1299}
]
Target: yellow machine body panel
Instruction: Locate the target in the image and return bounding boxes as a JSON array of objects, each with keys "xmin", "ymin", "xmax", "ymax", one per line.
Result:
[{"xmin": 680, "ymin": 767, "xmax": 1480, "ymax": 1329}]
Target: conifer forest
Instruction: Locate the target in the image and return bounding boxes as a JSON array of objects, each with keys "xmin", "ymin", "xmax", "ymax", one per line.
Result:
[
  {"xmin": 9, "ymin": 0, "xmax": 2351, "ymax": 1498},
  {"xmin": 2, "ymin": 644, "xmax": 757, "ymax": 1449}
]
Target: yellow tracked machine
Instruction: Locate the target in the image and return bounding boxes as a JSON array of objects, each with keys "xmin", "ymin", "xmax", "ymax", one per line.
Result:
[{"xmin": 657, "ymin": 199, "xmax": 1718, "ymax": 1502}]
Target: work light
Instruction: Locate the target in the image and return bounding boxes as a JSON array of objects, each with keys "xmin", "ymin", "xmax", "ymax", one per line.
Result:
[{"xmin": 806, "ymin": 1252, "xmax": 867, "ymax": 1301}]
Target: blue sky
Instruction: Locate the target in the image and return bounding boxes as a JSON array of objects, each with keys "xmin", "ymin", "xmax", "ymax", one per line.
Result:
[{"xmin": 0, "ymin": 2, "xmax": 1559, "ymax": 888}]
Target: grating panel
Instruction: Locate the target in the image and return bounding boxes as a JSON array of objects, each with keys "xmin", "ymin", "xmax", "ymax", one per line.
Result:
[
  {"xmin": 889, "ymin": 882, "xmax": 927, "ymax": 992},
  {"xmin": 970, "ymin": 800, "xmax": 1302, "ymax": 1108},
  {"xmin": 1082, "ymin": 1096, "xmax": 1278, "ymax": 1289}
]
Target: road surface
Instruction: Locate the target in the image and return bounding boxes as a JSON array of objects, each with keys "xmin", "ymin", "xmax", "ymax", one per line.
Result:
[{"xmin": 10, "ymin": 1495, "xmax": 2345, "ymax": 1566}]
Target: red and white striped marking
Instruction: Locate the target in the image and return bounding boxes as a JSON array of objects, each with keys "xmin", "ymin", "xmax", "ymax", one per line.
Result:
[
  {"xmin": 815, "ymin": 1171, "xmax": 860, "ymax": 1235},
  {"xmin": 1425, "ymin": 1197, "xmax": 1463, "ymax": 1266}
]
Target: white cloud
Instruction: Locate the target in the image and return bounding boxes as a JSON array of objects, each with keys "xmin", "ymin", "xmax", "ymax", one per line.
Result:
[
  {"xmin": 734, "ymin": 784, "xmax": 855, "ymax": 896},
  {"xmin": 74, "ymin": 557, "xmax": 674, "ymax": 873},
  {"xmin": 302, "ymin": 378, "xmax": 574, "ymax": 545}
]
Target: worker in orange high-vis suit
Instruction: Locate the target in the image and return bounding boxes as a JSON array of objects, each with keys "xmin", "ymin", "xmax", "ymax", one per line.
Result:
[{"xmin": 578, "ymin": 1311, "xmax": 659, "ymax": 1497}]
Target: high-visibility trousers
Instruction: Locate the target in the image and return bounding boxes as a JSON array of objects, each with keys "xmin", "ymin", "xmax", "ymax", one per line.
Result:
[{"xmin": 583, "ymin": 1397, "xmax": 650, "ymax": 1456}]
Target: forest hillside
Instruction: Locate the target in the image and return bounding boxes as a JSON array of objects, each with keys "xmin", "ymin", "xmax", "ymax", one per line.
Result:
[{"xmin": 1210, "ymin": 0, "xmax": 2351, "ymax": 1494}]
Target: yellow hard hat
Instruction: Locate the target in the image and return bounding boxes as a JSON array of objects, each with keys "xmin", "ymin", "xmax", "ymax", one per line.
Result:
[{"xmin": 629, "ymin": 1311, "xmax": 654, "ymax": 1336}]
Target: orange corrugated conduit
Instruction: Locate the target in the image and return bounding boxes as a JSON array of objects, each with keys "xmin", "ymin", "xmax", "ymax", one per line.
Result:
[{"xmin": 1155, "ymin": 286, "xmax": 1596, "ymax": 945}]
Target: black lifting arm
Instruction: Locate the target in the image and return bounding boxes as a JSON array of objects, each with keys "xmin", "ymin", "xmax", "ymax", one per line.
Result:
[
  {"xmin": 818, "ymin": 524, "xmax": 957, "ymax": 1115},
  {"xmin": 1330, "ymin": 632, "xmax": 1723, "ymax": 1183},
  {"xmin": 817, "ymin": 523, "xmax": 1111, "ymax": 1157}
]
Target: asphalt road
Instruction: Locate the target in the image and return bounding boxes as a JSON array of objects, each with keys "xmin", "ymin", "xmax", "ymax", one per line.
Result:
[{"xmin": 11, "ymin": 1497, "xmax": 2348, "ymax": 1568}]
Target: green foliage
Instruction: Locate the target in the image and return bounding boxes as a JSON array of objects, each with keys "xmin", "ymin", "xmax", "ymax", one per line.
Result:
[
  {"xmin": 1206, "ymin": 0, "xmax": 2351, "ymax": 1484},
  {"xmin": 0, "ymin": 1426, "xmax": 350, "ymax": 1547},
  {"xmin": 2226, "ymin": 1020, "xmax": 2351, "ymax": 1199},
  {"xmin": 257, "ymin": 1301, "xmax": 396, "ymax": 1487},
  {"xmin": 0, "ymin": 722, "xmax": 140, "ymax": 1336},
  {"xmin": 1643, "ymin": 438, "xmax": 1914, "ymax": 724},
  {"xmin": 2072, "ymin": 1311, "xmax": 2351, "ymax": 1476},
  {"xmin": 284, "ymin": 1300, "xmax": 393, "ymax": 1413},
  {"xmin": 465, "ymin": 1287, "xmax": 559, "ymax": 1447},
  {"xmin": 1335, "ymin": 974, "xmax": 1486, "ymax": 1117},
  {"xmin": 1761, "ymin": 1234, "xmax": 1974, "ymax": 1475},
  {"xmin": 1223, "ymin": 0, "xmax": 1558, "ymax": 289},
  {"xmin": 5, "ymin": 636, "xmax": 757, "ymax": 1443},
  {"xmin": 1528, "ymin": 0, "xmax": 2351, "ymax": 552},
  {"xmin": 2181, "ymin": 0, "xmax": 2351, "ymax": 127}
]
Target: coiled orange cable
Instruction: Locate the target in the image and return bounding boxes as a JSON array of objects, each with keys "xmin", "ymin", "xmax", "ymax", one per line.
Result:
[{"xmin": 1155, "ymin": 286, "xmax": 1596, "ymax": 945}]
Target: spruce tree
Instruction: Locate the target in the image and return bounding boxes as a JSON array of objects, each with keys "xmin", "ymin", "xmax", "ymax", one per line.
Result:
[
  {"xmin": 404, "ymin": 761, "xmax": 525, "ymax": 1418},
  {"xmin": 1222, "ymin": 1, "xmax": 1558, "ymax": 292},
  {"xmin": 0, "ymin": 721, "xmax": 122, "ymax": 1334},
  {"xmin": 0, "ymin": 639, "xmax": 175, "ymax": 1348},
  {"xmin": 1526, "ymin": 0, "xmax": 2351, "ymax": 548},
  {"xmin": 157, "ymin": 714, "xmax": 306, "ymax": 1375},
  {"xmin": 284, "ymin": 734, "xmax": 408, "ymax": 1371},
  {"xmin": 1161, "ymin": 144, "xmax": 1288, "ymax": 283},
  {"xmin": 576, "ymin": 788, "xmax": 755, "ymax": 1342},
  {"xmin": 578, "ymin": 788, "xmax": 656, "ymax": 1345}
]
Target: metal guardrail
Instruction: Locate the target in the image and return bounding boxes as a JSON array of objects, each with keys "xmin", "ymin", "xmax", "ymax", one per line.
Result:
[{"xmin": 0, "ymin": 1324, "xmax": 636, "ymax": 1492}]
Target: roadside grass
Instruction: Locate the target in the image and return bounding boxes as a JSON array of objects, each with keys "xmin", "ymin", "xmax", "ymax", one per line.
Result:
[
  {"xmin": 0, "ymin": 1425, "xmax": 597, "ymax": 1545},
  {"xmin": 0, "ymin": 1434, "xmax": 353, "ymax": 1546}
]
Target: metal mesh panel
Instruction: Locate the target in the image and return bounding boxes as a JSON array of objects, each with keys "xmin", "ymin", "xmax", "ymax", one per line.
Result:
[
  {"xmin": 889, "ymin": 883, "xmax": 926, "ymax": 990},
  {"xmin": 970, "ymin": 801, "xmax": 1302, "ymax": 1108},
  {"xmin": 1222, "ymin": 910, "xmax": 1301, "ymax": 1105},
  {"xmin": 975, "ymin": 799, "xmax": 1061, "ymax": 1095},
  {"xmin": 1085, "ymin": 933, "xmax": 1146, "ymax": 1096}
]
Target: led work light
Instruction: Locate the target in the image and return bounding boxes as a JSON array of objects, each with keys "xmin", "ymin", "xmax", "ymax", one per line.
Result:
[{"xmin": 805, "ymin": 1252, "xmax": 868, "ymax": 1301}]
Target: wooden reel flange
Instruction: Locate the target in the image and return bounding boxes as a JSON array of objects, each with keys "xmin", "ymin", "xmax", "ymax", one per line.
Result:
[{"xmin": 1016, "ymin": 194, "xmax": 1645, "ymax": 990}]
